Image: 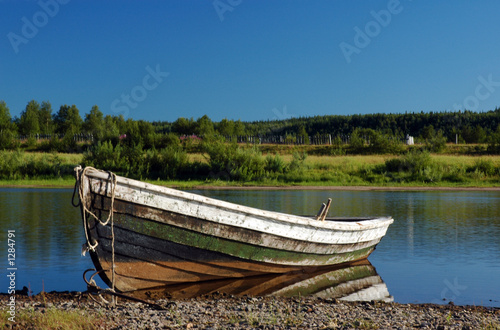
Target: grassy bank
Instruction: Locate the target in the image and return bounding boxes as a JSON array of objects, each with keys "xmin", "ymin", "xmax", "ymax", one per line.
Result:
[{"xmin": 1, "ymin": 148, "xmax": 500, "ymax": 188}]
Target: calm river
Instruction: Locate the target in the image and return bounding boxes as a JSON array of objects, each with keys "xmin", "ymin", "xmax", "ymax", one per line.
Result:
[{"xmin": 1, "ymin": 188, "xmax": 499, "ymax": 307}]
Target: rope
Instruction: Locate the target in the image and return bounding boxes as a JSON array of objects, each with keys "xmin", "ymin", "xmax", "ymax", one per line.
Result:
[
  {"xmin": 76, "ymin": 166, "xmax": 118, "ymax": 306},
  {"xmin": 83, "ymin": 268, "xmax": 170, "ymax": 310},
  {"xmin": 78, "ymin": 166, "xmax": 117, "ymax": 227}
]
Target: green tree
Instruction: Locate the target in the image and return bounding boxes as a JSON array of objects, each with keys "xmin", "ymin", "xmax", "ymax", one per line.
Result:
[
  {"xmin": 137, "ymin": 120, "xmax": 155, "ymax": 148},
  {"xmin": 83, "ymin": 105, "xmax": 105, "ymax": 141},
  {"xmin": 218, "ymin": 118, "xmax": 235, "ymax": 136},
  {"xmin": 0, "ymin": 101, "xmax": 15, "ymax": 148},
  {"xmin": 349, "ymin": 128, "xmax": 365, "ymax": 151},
  {"xmin": 0, "ymin": 101, "xmax": 13, "ymax": 132},
  {"xmin": 102, "ymin": 115, "xmax": 120, "ymax": 141},
  {"xmin": 366, "ymin": 129, "xmax": 403, "ymax": 154},
  {"xmin": 19, "ymin": 100, "xmax": 41, "ymax": 135},
  {"xmin": 172, "ymin": 117, "xmax": 195, "ymax": 135},
  {"xmin": 297, "ymin": 125, "xmax": 309, "ymax": 144},
  {"xmin": 39, "ymin": 101, "xmax": 54, "ymax": 135},
  {"xmin": 234, "ymin": 120, "xmax": 246, "ymax": 136},
  {"xmin": 121, "ymin": 118, "xmax": 140, "ymax": 146},
  {"xmin": 471, "ymin": 125, "xmax": 487, "ymax": 143},
  {"xmin": 196, "ymin": 115, "xmax": 215, "ymax": 137},
  {"xmin": 487, "ymin": 125, "xmax": 500, "ymax": 154},
  {"xmin": 53, "ymin": 104, "xmax": 82, "ymax": 135},
  {"xmin": 424, "ymin": 127, "xmax": 447, "ymax": 152}
]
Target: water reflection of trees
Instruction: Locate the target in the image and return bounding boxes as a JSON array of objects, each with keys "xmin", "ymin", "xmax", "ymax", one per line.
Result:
[
  {"xmin": 379, "ymin": 191, "xmax": 500, "ymax": 262},
  {"xmin": 0, "ymin": 189, "xmax": 82, "ymax": 264}
]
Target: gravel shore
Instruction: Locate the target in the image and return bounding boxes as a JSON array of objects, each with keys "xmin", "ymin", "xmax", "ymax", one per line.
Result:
[{"xmin": 2, "ymin": 291, "xmax": 499, "ymax": 329}]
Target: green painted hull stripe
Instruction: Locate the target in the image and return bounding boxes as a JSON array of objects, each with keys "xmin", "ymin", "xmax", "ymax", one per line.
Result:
[{"xmin": 110, "ymin": 213, "xmax": 373, "ymax": 265}]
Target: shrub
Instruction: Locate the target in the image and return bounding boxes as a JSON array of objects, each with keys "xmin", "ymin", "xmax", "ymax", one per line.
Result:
[
  {"xmin": 264, "ymin": 154, "xmax": 286, "ymax": 174},
  {"xmin": 369, "ymin": 132, "xmax": 404, "ymax": 154},
  {"xmin": 385, "ymin": 150, "xmax": 432, "ymax": 174},
  {"xmin": 148, "ymin": 146, "xmax": 188, "ymax": 179},
  {"xmin": 157, "ymin": 132, "xmax": 180, "ymax": 149},
  {"xmin": 0, "ymin": 150, "xmax": 67, "ymax": 179},
  {"xmin": 424, "ymin": 129, "xmax": 447, "ymax": 152},
  {"xmin": 83, "ymin": 141, "xmax": 125, "ymax": 172},
  {"xmin": 0, "ymin": 130, "xmax": 15, "ymax": 149},
  {"xmin": 468, "ymin": 159, "xmax": 497, "ymax": 176},
  {"xmin": 384, "ymin": 150, "xmax": 444, "ymax": 182},
  {"xmin": 203, "ymin": 140, "xmax": 267, "ymax": 181},
  {"xmin": 288, "ymin": 151, "xmax": 307, "ymax": 172},
  {"xmin": 0, "ymin": 150, "xmax": 24, "ymax": 179}
]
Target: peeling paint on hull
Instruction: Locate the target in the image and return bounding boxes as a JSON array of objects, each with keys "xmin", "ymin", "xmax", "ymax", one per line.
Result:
[{"xmin": 76, "ymin": 167, "xmax": 393, "ymax": 292}]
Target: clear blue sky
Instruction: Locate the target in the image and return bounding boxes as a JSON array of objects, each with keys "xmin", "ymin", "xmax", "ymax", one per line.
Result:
[{"xmin": 2, "ymin": 0, "xmax": 500, "ymax": 123}]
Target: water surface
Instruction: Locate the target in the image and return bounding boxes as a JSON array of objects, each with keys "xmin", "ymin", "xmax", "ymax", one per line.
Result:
[{"xmin": 0, "ymin": 188, "xmax": 499, "ymax": 307}]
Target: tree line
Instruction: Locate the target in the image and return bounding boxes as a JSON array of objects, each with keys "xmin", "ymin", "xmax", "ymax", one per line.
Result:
[{"xmin": 2, "ymin": 99, "xmax": 500, "ymax": 152}]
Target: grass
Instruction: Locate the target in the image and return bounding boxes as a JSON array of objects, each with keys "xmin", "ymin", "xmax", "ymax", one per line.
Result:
[
  {"xmin": 2, "ymin": 150, "xmax": 500, "ymax": 188},
  {"xmin": 1, "ymin": 307, "xmax": 109, "ymax": 329},
  {"xmin": 23, "ymin": 151, "xmax": 84, "ymax": 164},
  {"xmin": 0, "ymin": 178, "xmax": 76, "ymax": 187}
]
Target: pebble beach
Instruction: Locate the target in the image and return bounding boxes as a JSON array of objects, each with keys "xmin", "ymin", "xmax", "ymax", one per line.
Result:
[{"xmin": 2, "ymin": 291, "xmax": 499, "ymax": 329}]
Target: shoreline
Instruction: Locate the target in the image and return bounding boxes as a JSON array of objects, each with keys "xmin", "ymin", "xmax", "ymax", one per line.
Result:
[
  {"xmin": 1, "ymin": 291, "xmax": 499, "ymax": 329},
  {"xmin": 189, "ymin": 185, "xmax": 500, "ymax": 191},
  {"xmin": 1, "ymin": 182, "xmax": 500, "ymax": 191}
]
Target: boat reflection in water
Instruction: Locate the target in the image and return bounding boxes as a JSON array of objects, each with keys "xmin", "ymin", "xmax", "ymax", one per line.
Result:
[{"xmin": 130, "ymin": 259, "xmax": 393, "ymax": 302}]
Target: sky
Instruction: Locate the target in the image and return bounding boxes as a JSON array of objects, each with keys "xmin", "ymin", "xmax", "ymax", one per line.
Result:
[{"xmin": 1, "ymin": 0, "xmax": 500, "ymax": 123}]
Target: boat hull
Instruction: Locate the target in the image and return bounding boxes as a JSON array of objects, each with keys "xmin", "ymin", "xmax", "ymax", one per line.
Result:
[{"xmin": 76, "ymin": 167, "xmax": 393, "ymax": 292}]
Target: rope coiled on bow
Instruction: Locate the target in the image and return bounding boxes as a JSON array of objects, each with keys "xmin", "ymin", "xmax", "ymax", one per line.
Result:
[{"xmin": 76, "ymin": 166, "xmax": 118, "ymax": 305}]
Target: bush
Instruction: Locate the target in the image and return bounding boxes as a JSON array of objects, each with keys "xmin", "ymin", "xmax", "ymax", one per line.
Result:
[
  {"xmin": 369, "ymin": 132, "xmax": 404, "ymax": 154},
  {"xmin": 424, "ymin": 129, "xmax": 447, "ymax": 152},
  {"xmin": 0, "ymin": 130, "xmax": 15, "ymax": 149},
  {"xmin": 385, "ymin": 150, "xmax": 432, "ymax": 174},
  {"xmin": 148, "ymin": 146, "xmax": 189, "ymax": 179},
  {"xmin": 0, "ymin": 150, "xmax": 24, "ymax": 179},
  {"xmin": 203, "ymin": 140, "xmax": 268, "ymax": 181},
  {"xmin": 83, "ymin": 141, "xmax": 126, "ymax": 173},
  {"xmin": 264, "ymin": 154, "xmax": 286, "ymax": 174},
  {"xmin": 288, "ymin": 151, "xmax": 307, "ymax": 172},
  {"xmin": 156, "ymin": 132, "xmax": 180, "ymax": 149},
  {"xmin": 0, "ymin": 150, "xmax": 67, "ymax": 179},
  {"xmin": 348, "ymin": 128, "xmax": 403, "ymax": 154},
  {"xmin": 385, "ymin": 150, "xmax": 443, "ymax": 182},
  {"xmin": 468, "ymin": 159, "xmax": 497, "ymax": 176}
]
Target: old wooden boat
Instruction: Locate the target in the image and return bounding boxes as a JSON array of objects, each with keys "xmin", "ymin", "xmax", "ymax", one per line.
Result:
[{"xmin": 74, "ymin": 166, "xmax": 393, "ymax": 293}]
